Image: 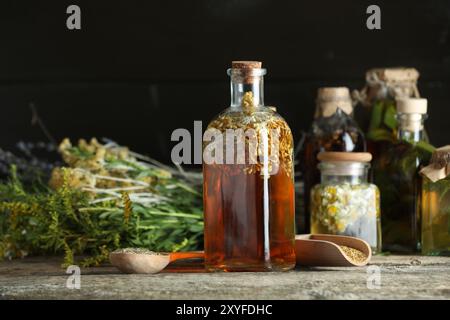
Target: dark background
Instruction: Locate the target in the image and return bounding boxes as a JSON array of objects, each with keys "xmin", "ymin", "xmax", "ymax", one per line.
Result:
[{"xmin": 1, "ymin": 0, "xmax": 449, "ymax": 163}]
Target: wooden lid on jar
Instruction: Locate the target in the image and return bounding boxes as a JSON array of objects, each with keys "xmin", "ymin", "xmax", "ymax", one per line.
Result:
[{"xmin": 317, "ymin": 152, "xmax": 372, "ymax": 163}]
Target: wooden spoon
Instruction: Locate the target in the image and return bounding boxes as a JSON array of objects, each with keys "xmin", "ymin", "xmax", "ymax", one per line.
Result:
[
  {"xmin": 295, "ymin": 234, "xmax": 372, "ymax": 267},
  {"xmin": 110, "ymin": 249, "xmax": 204, "ymax": 274}
]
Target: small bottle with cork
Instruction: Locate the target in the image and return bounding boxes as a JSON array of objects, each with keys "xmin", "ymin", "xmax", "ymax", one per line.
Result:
[{"xmin": 372, "ymin": 98, "xmax": 435, "ymax": 253}]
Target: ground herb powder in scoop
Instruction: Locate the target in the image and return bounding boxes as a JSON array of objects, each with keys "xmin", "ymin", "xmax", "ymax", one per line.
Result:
[{"xmin": 339, "ymin": 245, "xmax": 368, "ymax": 264}]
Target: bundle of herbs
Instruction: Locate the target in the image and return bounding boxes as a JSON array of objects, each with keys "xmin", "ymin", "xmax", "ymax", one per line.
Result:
[{"xmin": 0, "ymin": 138, "xmax": 203, "ymax": 267}]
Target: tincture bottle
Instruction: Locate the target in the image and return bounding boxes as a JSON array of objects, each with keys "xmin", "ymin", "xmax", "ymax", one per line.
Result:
[
  {"xmin": 299, "ymin": 87, "xmax": 366, "ymax": 233},
  {"xmin": 203, "ymin": 61, "xmax": 296, "ymax": 271}
]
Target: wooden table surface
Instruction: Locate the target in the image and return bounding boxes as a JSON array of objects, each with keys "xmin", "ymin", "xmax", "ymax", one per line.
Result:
[{"xmin": 0, "ymin": 255, "xmax": 449, "ymax": 300}]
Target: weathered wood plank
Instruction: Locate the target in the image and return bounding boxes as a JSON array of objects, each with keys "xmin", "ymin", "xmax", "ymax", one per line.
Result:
[{"xmin": 0, "ymin": 256, "xmax": 449, "ymax": 299}]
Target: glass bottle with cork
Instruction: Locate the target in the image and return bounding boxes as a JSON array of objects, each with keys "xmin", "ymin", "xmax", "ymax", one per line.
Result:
[
  {"xmin": 372, "ymin": 98, "xmax": 434, "ymax": 253},
  {"xmin": 420, "ymin": 146, "xmax": 450, "ymax": 256},
  {"xmin": 203, "ymin": 61, "xmax": 296, "ymax": 272},
  {"xmin": 298, "ymin": 87, "xmax": 366, "ymax": 233}
]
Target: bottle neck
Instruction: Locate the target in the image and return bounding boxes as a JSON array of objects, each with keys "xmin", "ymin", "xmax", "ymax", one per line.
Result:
[
  {"xmin": 228, "ymin": 68, "xmax": 265, "ymax": 108},
  {"xmin": 396, "ymin": 113, "xmax": 427, "ymax": 143}
]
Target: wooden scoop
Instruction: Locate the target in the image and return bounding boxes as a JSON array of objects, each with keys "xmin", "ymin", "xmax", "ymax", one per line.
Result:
[
  {"xmin": 295, "ymin": 234, "xmax": 372, "ymax": 267},
  {"xmin": 110, "ymin": 234, "xmax": 371, "ymax": 273},
  {"xmin": 110, "ymin": 249, "xmax": 204, "ymax": 274}
]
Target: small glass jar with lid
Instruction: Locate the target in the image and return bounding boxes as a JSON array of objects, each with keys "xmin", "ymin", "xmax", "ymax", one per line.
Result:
[
  {"xmin": 420, "ymin": 146, "xmax": 450, "ymax": 256},
  {"xmin": 310, "ymin": 152, "xmax": 381, "ymax": 252}
]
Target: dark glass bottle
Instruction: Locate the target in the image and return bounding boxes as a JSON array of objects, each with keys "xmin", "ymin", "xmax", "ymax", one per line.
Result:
[
  {"xmin": 298, "ymin": 87, "xmax": 366, "ymax": 233},
  {"xmin": 372, "ymin": 98, "xmax": 434, "ymax": 253}
]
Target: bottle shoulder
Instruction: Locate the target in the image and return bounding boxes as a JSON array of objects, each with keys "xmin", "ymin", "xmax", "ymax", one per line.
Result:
[
  {"xmin": 207, "ymin": 106, "xmax": 293, "ymax": 136},
  {"xmin": 306, "ymin": 112, "xmax": 366, "ymax": 152},
  {"xmin": 374, "ymin": 140, "xmax": 431, "ymax": 161},
  {"xmin": 372, "ymin": 140, "xmax": 431, "ymax": 180}
]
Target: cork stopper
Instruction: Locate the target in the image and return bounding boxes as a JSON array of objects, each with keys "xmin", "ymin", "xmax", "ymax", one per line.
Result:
[
  {"xmin": 354, "ymin": 67, "xmax": 420, "ymax": 107},
  {"xmin": 396, "ymin": 98, "xmax": 427, "ymax": 114},
  {"xmin": 366, "ymin": 67, "xmax": 419, "ymax": 83},
  {"xmin": 318, "ymin": 152, "xmax": 372, "ymax": 163},
  {"xmin": 229, "ymin": 61, "xmax": 265, "ymax": 84},
  {"xmin": 232, "ymin": 61, "xmax": 262, "ymax": 69},
  {"xmin": 420, "ymin": 146, "xmax": 450, "ymax": 182},
  {"xmin": 316, "ymin": 87, "xmax": 353, "ymax": 118}
]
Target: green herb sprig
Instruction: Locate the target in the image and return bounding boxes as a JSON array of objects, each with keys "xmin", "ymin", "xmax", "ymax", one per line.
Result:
[{"xmin": 0, "ymin": 138, "xmax": 203, "ymax": 267}]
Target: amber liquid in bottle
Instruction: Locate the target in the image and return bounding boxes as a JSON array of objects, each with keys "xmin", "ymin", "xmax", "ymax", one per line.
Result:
[
  {"xmin": 203, "ymin": 163, "xmax": 295, "ymax": 271},
  {"xmin": 203, "ymin": 62, "xmax": 296, "ymax": 272},
  {"xmin": 422, "ymin": 176, "xmax": 450, "ymax": 256}
]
